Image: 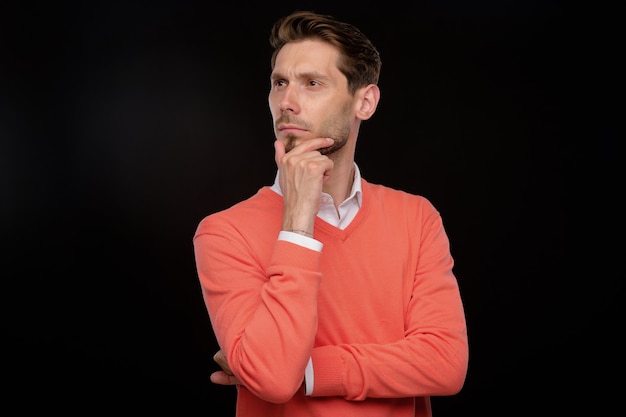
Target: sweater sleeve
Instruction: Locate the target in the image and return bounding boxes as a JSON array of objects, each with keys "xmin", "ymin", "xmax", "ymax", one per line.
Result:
[
  {"xmin": 309, "ymin": 200, "xmax": 469, "ymax": 400},
  {"xmin": 193, "ymin": 215, "xmax": 323, "ymax": 403}
]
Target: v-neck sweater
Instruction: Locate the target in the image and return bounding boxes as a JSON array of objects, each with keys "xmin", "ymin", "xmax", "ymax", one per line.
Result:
[{"xmin": 193, "ymin": 179, "xmax": 468, "ymax": 417}]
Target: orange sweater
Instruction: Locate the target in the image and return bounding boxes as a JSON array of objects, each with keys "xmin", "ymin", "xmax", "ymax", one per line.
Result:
[{"xmin": 193, "ymin": 179, "xmax": 468, "ymax": 417}]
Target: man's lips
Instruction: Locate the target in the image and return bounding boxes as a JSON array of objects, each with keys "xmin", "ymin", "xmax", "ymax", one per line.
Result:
[{"xmin": 278, "ymin": 124, "xmax": 306, "ymax": 133}]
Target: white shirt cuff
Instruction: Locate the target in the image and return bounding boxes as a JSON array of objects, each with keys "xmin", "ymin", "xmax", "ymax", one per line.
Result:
[
  {"xmin": 278, "ymin": 231, "xmax": 323, "ymax": 252},
  {"xmin": 304, "ymin": 356, "xmax": 314, "ymax": 396}
]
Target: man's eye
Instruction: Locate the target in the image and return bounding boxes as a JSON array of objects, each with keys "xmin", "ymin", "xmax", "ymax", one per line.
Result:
[{"xmin": 309, "ymin": 80, "xmax": 320, "ymax": 86}]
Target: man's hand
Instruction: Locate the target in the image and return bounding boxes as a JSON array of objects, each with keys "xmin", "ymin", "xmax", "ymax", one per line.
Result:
[
  {"xmin": 210, "ymin": 349, "xmax": 242, "ymax": 386},
  {"xmin": 274, "ymin": 138, "xmax": 334, "ymax": 233}
]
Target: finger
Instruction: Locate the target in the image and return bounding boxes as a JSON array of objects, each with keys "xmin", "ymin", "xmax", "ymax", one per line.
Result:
[
  {"xmin": 210, "ymin": 371, "xmax": 240, "ymax": 386},
  {"xmin": 274, "ymin": 140, "xmax": 285, "ymax": 166},
  {"xmin": 291, "ymin": 137, "xmax": 334, "ymax": 154},
  {"xmin": 213, "ymin": 349, "xmax": 233, "ymax": 375},
  {"xmin": 279, "ymin": 138, "xmax": 334, "ymax": 159}
]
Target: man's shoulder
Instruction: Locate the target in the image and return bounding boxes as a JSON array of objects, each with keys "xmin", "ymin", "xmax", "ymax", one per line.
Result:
[
  {"xmin": 195, "ymin": 186, "xmax": 280, "ymax": 232},
  {"xmin": 229, "ymin": 185, "xmax": 280, "ymax": 209},
  {"xmin": 362, "ymin": 179, "xmax": 440, "ymax": 219},
  {"xmin": 363, "ymin": 179, "xmax": 430, "ymax": 203}
]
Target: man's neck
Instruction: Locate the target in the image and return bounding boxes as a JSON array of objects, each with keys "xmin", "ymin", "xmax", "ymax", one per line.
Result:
[{"xmin": 322, "ymin": 157, "xmax": 356, "ymax": 210}]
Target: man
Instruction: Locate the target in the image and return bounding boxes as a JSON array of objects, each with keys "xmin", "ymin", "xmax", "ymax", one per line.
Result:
[{"xmin": 193, "ymin": 10, "xmax": 468, "ymax": 417}]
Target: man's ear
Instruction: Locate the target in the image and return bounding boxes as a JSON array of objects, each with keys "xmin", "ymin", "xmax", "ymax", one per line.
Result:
[{"xmin": 356, "ymin": 84, "xmax": 380, "ymax": 121}]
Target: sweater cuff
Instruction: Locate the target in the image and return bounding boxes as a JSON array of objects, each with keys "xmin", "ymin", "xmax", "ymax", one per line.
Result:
[{"xmin": 309, "ymin": 346, "xmax": 348, "ymax": 397}]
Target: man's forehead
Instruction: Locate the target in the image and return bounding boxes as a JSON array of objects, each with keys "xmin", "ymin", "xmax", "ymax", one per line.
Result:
[
  {"xmin": 277, "ymin": 40, "xmax": 338, "ymax": 62},
  {"xmin": 273, "ymin": 40, "xmax": 341, "ymax": 77}
]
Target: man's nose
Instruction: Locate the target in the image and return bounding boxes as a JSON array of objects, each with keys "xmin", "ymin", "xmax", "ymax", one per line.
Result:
[{"xmin": 278, "ymin": 86, "xmax": 299, "ymax": 113}]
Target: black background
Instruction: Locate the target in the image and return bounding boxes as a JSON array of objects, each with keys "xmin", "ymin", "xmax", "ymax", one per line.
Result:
[{"xmin": 1, "ymin": 0, "xmax": 620, "ymax": 415}]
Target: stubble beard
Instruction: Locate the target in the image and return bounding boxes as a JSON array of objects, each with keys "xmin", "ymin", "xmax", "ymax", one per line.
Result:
[{"xmin": 279, "ymin": 103, "xmax": 352, "ymax": 156}]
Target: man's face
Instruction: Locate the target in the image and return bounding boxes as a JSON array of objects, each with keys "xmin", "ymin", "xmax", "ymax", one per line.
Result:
[{"xmin": 268, "ymin": 39, "xmax": 355, "ymax": 156}]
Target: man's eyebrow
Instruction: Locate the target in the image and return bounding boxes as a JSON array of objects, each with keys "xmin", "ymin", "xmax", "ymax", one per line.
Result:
[
  {"xmin": 270, "ymin": 71, "xmax": 330, "ymax": 82},
  {"xmin": 270, "ymin": 71, "xmax": 286, "ymax": 82}
]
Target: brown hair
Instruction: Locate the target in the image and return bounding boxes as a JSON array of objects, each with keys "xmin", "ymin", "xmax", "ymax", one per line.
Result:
[{"xmin": 269, "ymin": 11, "xmax": 382, "ymax": 95}]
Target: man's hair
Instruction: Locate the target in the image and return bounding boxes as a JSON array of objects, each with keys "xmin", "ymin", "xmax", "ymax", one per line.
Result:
[{"xmin": 269, "ymin": 11, "xmax": 382, "ymax": 95}]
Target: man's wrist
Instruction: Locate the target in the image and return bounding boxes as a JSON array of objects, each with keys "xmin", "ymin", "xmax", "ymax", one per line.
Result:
[{"xmin": 284, "ymin": 229, "xmax": 313, "ymax": 238}]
